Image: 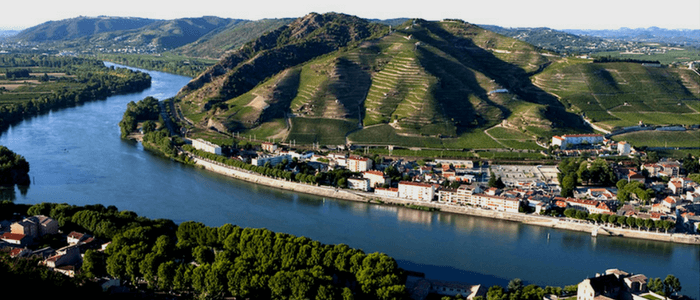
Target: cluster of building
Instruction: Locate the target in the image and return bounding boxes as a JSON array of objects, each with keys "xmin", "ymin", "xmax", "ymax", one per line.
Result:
[
  {"xmin": 1, "ymin": 215, "xmax": 103, "ymax": 277},
  {"xmin": 551, "ymin": 134, "xmax": 634, "ymax": 157}
]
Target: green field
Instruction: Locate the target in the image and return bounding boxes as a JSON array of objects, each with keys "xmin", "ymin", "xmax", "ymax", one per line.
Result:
[
  {"xmin": 592, "ymin": 49, "xmax": 700, "ymax": 65},
  {"xmin": 613, "ymin": 130, "xmax": 700, "ymax": 148},
  {"xmin": 287, "ymin": 117, "xmax": 357, "ymax": 145}
]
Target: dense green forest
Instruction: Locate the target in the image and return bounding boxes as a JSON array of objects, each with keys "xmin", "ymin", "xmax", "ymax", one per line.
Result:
[
  {"xmin": 2, "ymin": 201, "xmax": 408, "ymax": 299},
  {"xmin": 0, "ymin": 54, "xmax": 151, "ymax": 131}
]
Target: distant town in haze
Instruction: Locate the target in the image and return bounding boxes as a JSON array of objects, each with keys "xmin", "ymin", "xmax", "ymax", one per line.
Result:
[{"xmin": 0, "ymin": 10, "xmax": 698, "ymax": 300}]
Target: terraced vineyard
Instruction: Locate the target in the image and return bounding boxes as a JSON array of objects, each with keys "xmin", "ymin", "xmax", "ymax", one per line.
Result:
[
  {"xmin": 175, "ymin": 14, "xmax": 593, "ymax": 148},
  {"xmin": 534, "ymin": 60, "xmax": 700, "ymax": 131}
]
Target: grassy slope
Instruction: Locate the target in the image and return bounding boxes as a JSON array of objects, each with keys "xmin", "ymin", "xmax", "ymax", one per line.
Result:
[{"xmin": 534, "ymin": 60, "xmax": 700, "ymax": 131}]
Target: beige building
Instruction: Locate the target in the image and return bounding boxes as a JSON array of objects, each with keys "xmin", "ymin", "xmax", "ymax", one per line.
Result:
[
  {"xmin": 398, "ymin": 181, "xmax": 435, "ymax": 202},
  {"xmin": 363, "ymin": 171, "xmax": 390, "ymax": 188},
  {"xmin": 347, "ymin": 177, "xmax": 370, "ymax": 192},
  {"xmin": 347, "ymin": 156, "xmax": 373, "ymax": 172},
  {"xmin": 11, "ymin": 215, "xmax": 58, "ymax": 238}
]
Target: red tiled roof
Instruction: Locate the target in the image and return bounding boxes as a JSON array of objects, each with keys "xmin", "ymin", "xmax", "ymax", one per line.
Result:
[
  {"xmin": 664, "ymin": 197, "xmax": 676, "ymax": 204},
  {"xmin": 363, "ymin": 170, "xmax": 385, "ymax": 177},
  {"xmin": 10, "ymin": 248, "xmax": 23, "ymax": 256},
  {"xmin": 399, "ymin": 181, "xmax": 433, "ymax": 187},
  {"xmin": 68, "ymin": 231, "xmax": 84, "ymax": 239},
  {"xmin": 375, "ymin": 187, "xmax": 398, "ymax": 192},
  {"xmin": 1, "ymin": 232, "xmax": 26, "ymax": 241}
]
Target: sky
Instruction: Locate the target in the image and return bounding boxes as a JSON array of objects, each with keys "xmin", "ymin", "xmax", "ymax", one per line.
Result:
[{"xmin": 2, "ymin": 0, "xmax": 699, "ymax": 30}]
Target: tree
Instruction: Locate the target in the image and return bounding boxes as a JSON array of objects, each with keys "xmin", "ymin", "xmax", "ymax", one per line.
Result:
[
  {"xmin": 142, "ymin": 120, "xmax": 157, "ymax": 133},
  {"xmin": 81, "ymin": 249, "xmax": 106, "ymax": 278},
  {"xmin": 157, "ymin": 261, "xmax": 177, "ymax": 291},
  {"xmin": 507, "ymin": 278, "xmax": 524, "ymax": 293},
  {"xmin": 663, "ymin": 275, "xmax": 681, "ymax": 296},
  {"xmin": 648, "ymin": 278, "xmax": 664, "ymax": 295},
  {"xmin": 495, "ymin": 177, "xmax": 506, "ymax": 189},
  {"xmin": 560, "ymin": 174, "xmax": 577, "ymax": 197}
]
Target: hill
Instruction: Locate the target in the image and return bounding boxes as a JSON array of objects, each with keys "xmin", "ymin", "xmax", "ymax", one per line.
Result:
[
  {"xmin": 174, "ymin": 14, "xmax": 588, "ymax": 148},
  {"xmin": 13, "ymin": 16, "xmax": 157, "ymax": 41},
  {"xmin": 479, "ymin": 25, "xmax": 614, "ymax": 53},
  {"xmin": 533, "ymin": 59, "xmax": 700, "ymax": 132},
  {"xmin": 173, "ymin": 18, "xmax": 294, "ymax": 59}
]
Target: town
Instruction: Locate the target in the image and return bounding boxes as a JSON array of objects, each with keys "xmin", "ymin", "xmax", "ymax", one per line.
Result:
[{"xmin": 182, "ymin": 132, "xmax": 700, "ymax": 242}]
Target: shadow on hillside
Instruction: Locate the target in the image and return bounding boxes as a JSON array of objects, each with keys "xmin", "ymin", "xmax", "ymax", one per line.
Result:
[
  {"xmin": 329, "ymin": 58, "xmax": 372, "ymax": 120},
  {"xmin": 416, "ymin": 21, "xmax": 588, "ymax": 132}
]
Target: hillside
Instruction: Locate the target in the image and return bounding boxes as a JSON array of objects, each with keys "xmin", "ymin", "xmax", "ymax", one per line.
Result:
[
  {"xmin": 13, "ymin": 16, "xmax": 157, "ymax": 41},
  {"xmin": 175, "ymin": 14, "xmax": 588, "ymax": 148},
  {"xmin": 533, "ymin": 59, "xmax": 700, "ymax": 131},
  {"xmin": 479, "ymin": 25, "xmax": 615, "ymax": 53},
  {"xmin": 564, "ymin": 27, "xmax": 700, "ymax": 46},
  {"xmin": 12, "ymin": 16, "xmax": 239, "ymax": 52},
  {"xmin": 173, "ymin": 18, "xmax": 294, "ymax": 59}
]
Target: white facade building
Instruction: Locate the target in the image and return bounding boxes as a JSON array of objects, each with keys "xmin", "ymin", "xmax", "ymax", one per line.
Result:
[
  {"xmin": 398, "ymin": 181, "xmax": 435, "ymax": 202},
  {"xmin": 192, "ymin": 139, "xmax": 222, "ymax": 155},
  {"xmin": 551, "ymin": 134, "xmax": 604, "ymax": 150},
  {"xmin": 251, "ymin": 154, "xmax": 291, "ymax": 167},
  {"xmin": 347, "ymin": 177, "xmax": 370, "ymax": 191},
  {"xmin": 617, "ymin": 141, "xmax": 631, "ymax": 155}
]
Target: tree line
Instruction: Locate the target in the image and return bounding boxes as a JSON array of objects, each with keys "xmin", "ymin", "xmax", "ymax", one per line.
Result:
[
  {"xmin": 0, "ymin": 54, "xmax": 151, "ymax": 131},
  {"xmin": 561, "ymin": 208, "xmax": 675, "ymax": 233}
]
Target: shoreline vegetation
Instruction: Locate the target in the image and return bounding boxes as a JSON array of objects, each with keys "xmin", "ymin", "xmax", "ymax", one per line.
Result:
[{"xmin": 0, "ymin": 54, "xmax": 152, "ymax": 132}]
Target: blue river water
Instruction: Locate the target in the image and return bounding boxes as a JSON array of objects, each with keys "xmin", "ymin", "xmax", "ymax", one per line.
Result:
[{"xmin": 1, "ymin": 63, "xmax": 697, "ymax": 298}]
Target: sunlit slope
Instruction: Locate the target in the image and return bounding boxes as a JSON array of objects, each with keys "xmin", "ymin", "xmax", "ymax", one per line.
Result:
[
  {"xmin": 176, "ymin": 17, "xmax": 588, "ymax": 146},
  {"xmin": 534, "ymin": 59, "xmax": 700, "ymax": 131}
]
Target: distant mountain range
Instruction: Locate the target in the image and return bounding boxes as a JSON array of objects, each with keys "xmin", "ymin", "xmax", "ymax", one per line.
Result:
[
  {"xmin": 0, "ymin": 30, "xmax": 19, "ymax": 40},
  {"xmin": 563, "ymin": 27, "xmax": 700, "ymax": 45}
]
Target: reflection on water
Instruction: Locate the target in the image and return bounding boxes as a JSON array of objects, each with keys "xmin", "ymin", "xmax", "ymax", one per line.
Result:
[{"xmin": 397, "ymin": 208, "xmax": 433, "ymax": 225}]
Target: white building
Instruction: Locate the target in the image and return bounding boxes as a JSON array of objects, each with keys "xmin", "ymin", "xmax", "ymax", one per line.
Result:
[
  {"xmin": 551, "ymin": 134, "xmax": 604, "ymax": 150},
  {"xmin": 347, "ymin": 177, "xmax": 370, "ymax": 191},
  {"xmin": 261, "ymin": 142, "xmax": 278, "ymax": 153},
  {"xmin": 617, "ymin": 141, "xmax": 631, "ymax": 155},
  {"xmin": 398, "ymin": 181, "xmax": 435, "ymax": 202},
  {"xmin": 192, "ymin": 139, "xmax": 222, "ymax": 155},
  {"xmin": 375, "ymin": 187, "xmax": 399, "ymax": 198},
  {"xmin": 251, "ymin": 154, "xmax": 291, "ymax": 167}
]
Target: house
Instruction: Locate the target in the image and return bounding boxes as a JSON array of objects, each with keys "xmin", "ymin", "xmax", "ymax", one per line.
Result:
[
  {"xmin": 43, "ymin": 245, "xmax": 81, "ymax": 269},
  {"xmin": 668, "ymin": 178, "xmax": 685, "ymax": 195},
  {"xmin": 347, "ymin": 177, "xmax": 370, "ymax": 192},
  {"xmin": 398, "ymin": 181, "xmax": 435, "ymax": 202},
  {"xmin": 627, "ymin": 171, "xmax": 645, "ymax": 184},
  {"xmin": 363, "ymin": 171, "xmax": 390, "ymax": 188},
  {"xmin": 617, "ymin": 141, "xmax": 631, "ymax": 155},
  {"xmin": 347, "ymin": 156, "xmax": 372, "ymax": 172},
  {"xmin": 261, "ymin": 142, "xmax": 278, "ymax": 153},
  {"xmin": 437, "ymin": 188, "xmax": 458, "ymax": 204},
  {"xmin": 1, "ymin": 232, "xmax": 29, "ymax": 246},
  {"xmin": 577, "ymin": 274, "xmax": 623, "ymax": 300},
  {"xmin": 191, "ymin": 138, "xmax": 222, "ymax": 155},
  {"xmin": 67, "ymin": 231, "xmax": 91, "ymax": 245},
  {"xmin": 10, "ymin": 215, "xmax": 58, "ymax": 238},
  {"xmin": 577, "ymin": 269, "xmax": 648, "ymax": 300}
]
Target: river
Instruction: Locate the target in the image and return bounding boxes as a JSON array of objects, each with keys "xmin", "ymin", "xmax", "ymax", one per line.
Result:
[{"xmin": 2, "ymin": 63, "xmax": 698, "ymax": 298}]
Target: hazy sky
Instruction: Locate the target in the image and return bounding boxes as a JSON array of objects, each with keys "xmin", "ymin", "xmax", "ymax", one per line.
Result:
[{"xmin": 3, "ymin": 0, "xmax": 699, "ymax": 30}]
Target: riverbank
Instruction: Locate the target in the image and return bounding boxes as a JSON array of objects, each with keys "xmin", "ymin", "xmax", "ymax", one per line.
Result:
[{"xmin": 191, "ymin": 155, "xmax": 700, "ymax": 245}]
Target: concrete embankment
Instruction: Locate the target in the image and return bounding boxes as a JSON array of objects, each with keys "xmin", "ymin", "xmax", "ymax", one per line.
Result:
[{"xmin": 192, "ymin": 157, "xmax": 700, "ymax": 245}]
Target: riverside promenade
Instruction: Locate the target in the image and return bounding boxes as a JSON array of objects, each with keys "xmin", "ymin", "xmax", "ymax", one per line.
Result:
[{"xmin": 192, "ymin": 155, "xmax": 700, "ymax": 245}]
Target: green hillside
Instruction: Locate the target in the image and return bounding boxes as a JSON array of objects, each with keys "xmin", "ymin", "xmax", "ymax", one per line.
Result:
[
  {"xmin": 13, "ymin": 16, "xmax": 157, "ymax": 41},
  {"xmin": 533, "ymin": 59, "xmax": 700, "ymax": 131},
  {"xmin": 173, "ymin": 18, "xmax": 294, "ymax": 59},
  {"xmin": 175, "ymin": 16, "xmax": 589, "ymax": 148}
]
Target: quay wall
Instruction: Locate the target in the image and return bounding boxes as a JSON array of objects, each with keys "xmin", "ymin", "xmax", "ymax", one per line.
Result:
[{"xmin": 192, "ymin": 157, "xmax": 700, "ymax": 245}]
